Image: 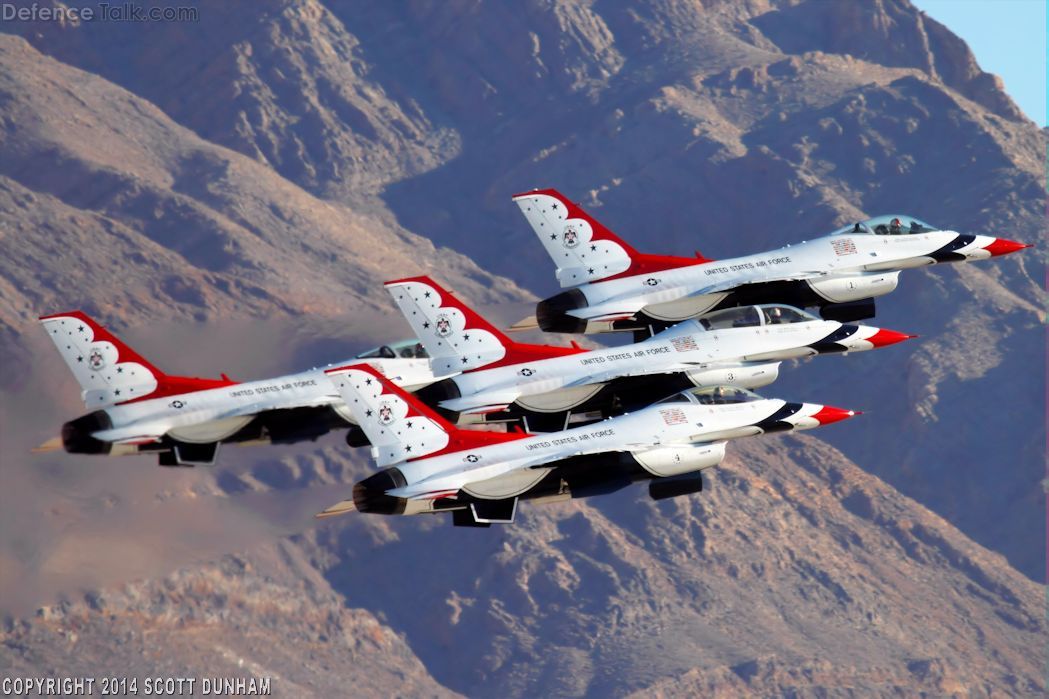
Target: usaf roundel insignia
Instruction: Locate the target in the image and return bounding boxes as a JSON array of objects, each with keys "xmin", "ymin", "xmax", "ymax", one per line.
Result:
[
  {"xmin": 88, "ymin": 348, "xmax": 106, "ymax": 370},
  {"xmin": 464, "ymin": 454, "xmax": 480, "ymax": 463},
  {"xmin": 435, "ymin": 314, "xmax": 453, "ymax": 337},
  {"xmin": 377, "ymin": 402, "xmax": 396, "ymax": 425},
  {"xmin": 562, "ymin": 225, "xmax": 580, "ymax": 248}
]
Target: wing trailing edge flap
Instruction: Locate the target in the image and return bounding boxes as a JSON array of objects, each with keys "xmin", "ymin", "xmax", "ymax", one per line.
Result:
[{"xmin": 439, "ymin": 391, "xmax": 523, "ymax": 415}]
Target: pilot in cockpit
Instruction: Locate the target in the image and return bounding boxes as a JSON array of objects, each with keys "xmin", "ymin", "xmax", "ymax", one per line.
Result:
[
  {"xmin": 889, "ymin": 217, "xmax": 903, "ymax": 235},
  {"xmin": 766, "ymin": 307, "xmax": 784, "ymax": 324}
]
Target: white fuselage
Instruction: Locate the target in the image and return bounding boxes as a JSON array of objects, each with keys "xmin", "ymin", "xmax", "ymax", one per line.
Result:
[
  {"xmin": 444, "ymin": 317, "xmax": 862, "ymax": 415},
  {"xmin": 573, "ymin": 230, "xmax": 992, "ymax": 324},
  {"xmin": 95, "ymin": 358, "xmax": 441, "ymax": 445},
  {"xmin": 391, "ymin": 397, "xmax": 823, "ymax": 504}
]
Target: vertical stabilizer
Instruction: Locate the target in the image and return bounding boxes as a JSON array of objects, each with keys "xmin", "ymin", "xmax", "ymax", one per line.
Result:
[
  {"xmin": 40, "ymin": 311, "xmax": 164, "ymax": 408},
  {"xmin": 40, "ymin": 311, "xmax": 235, "ymax": 408},
  {"xmin": 512, "ymin": 188, "xmax": 708, "ymax": 287},
  {"xmin": 385, "ymin": 276, "xmax": 584, "ymax": 374},
  {"xmin": 326, "ymin": 364, "xmax": 527, "ymax": 467}
]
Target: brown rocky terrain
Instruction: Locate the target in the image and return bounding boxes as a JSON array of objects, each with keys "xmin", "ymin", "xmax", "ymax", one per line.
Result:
[
  {"xmin": 4, "ymin": 543, "xmax": 460, "ymax": 697},
  {"xmin": 0, "ymin": 0, "xmax": 1045, "ymax": 696},
  {"xmin": 0, "ymin": 32, "xmax": 524, "ymax": 379}
]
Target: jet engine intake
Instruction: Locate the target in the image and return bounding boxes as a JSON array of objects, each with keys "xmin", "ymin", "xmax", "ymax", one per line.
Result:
[
  {"xmin": 819, "ymin": 298, "xmax": 877, "ymax": 322},
  {"xmin": 649, "ymin": 472, "xmax": 704, "ymax": 500}
]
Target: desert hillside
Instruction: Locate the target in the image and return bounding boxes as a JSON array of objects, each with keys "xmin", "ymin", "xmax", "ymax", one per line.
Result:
[{"xmin": 0, "ymin": 1, "xmax": 1044, "ymax": 696}]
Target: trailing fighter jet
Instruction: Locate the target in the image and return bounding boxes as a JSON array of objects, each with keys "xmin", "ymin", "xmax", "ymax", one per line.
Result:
[
  {"xmin": 315, "ymin": 364, "xmax": 858, "ymax": 525},
  {"xmin": 512, "ymin": 189, "xmax": 1031, "ymax": 335},
  {"xmin": 386, "ymin": 276, "xmax": 914, "ymax": 431},
  {"xmin": 38, "ymin": 311, "xmax": 447, "ymax": 466}
]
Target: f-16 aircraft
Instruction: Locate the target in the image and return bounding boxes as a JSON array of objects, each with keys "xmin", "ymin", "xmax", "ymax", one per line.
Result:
[
  {"xmin": 512, "ymin": 189, "xmax": 1031, "ymax": 335},
  {"xmin": 38, "ymin": 311, "xmax": 446, "ymax": 466},
  {"xmin": 315, "ymin": 364, "xmax": 858, "ymax": 525},
  {"xmin": 386, "ymin": 276, "xmax": 913, "ymax": 430}
]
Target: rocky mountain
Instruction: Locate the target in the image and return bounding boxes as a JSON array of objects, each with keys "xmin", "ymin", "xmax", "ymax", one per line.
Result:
[
  {"xmin": 0, "ymin": 0, "xmax": 1044, "ymax": 696},
  {"xmin": 5, "ymin": 423, "xmax": 1044, "ymax": 696},
  {"xmin": 0, "ymin": 32, "xmax": 524, "ymax": 382}
]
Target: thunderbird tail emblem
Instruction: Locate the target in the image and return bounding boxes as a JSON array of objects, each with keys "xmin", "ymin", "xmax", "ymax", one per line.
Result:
[
  {"xmin": 435, "ymin": 314, "xmax": 453, "ymax": 337},
  {"xmin": 563, "ymin": 225, "xmax": 579, "ymax": 248}
]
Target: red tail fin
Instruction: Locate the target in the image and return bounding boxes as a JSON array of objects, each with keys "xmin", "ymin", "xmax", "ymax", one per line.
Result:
[
  {"xmin": 384, "ymin": 276, "xmax": 586, "ymax": 373},
  {"xmin": 40, "ymin": 310, "xmax": 235, "ymax": 407},
  {"xmin": 326, "ymin": 363, "xmax": 527, "ymax": 466},
  {"xmin": 511, "ymin": 188, "xmax": 710, "ymax": 286}
]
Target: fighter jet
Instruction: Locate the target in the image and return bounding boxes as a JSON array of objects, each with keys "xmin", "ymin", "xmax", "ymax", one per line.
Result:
[
  {"xmin": 386, "ymin": 276, "xmax": 913, "ymax": 430},
  {"xmin": 512, "ymin": 189, "xmax": 1031, "ymax": 335},
  {"xmin": 315, "ymin": 364, "xmax": 858, "ymax": 525},
  {"xmin": 38, "ymin": 311, "xmax": 447, "ymax": 466}
]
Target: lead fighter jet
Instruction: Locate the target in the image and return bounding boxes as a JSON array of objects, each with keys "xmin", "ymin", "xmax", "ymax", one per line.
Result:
[
  {"xmin": 386, "ymin": 276, "xmax": 913, "ymax": 430},
  {"xmin": 315, "ymin": 364, "xmax": 858, "ymax": 525},
  {"xmin": 38, "ymin": 311, "xmax": 447, "ymax": 466},
  {"xmin": 512, "ymin": 189, "xmax": 1031, "ymax": 335}
]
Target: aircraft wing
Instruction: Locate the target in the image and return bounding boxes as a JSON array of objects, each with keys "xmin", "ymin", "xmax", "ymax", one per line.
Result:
[
  {"xmin": 208, "ymin": 392, "xmax": 341, "ymax": 422},
  {"xmin": 438, "ymin": 391, "xmax": 524, "ymax": 416},
  {"xmin": 560, "ymin": 362, "xmax": 701, "ymax": 388},
  {"xmin": 687, "ymin": 270, "xmax": 828, "ymax": 298}
]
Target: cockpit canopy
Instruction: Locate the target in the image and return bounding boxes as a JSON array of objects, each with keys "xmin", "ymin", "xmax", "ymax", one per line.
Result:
[
  {"xmin": 831, "ymin": 215, "xmax": 940, "ymax": 237},
  {"xmin": 657, "ymin": 386, "xmax": 765, "ymax": 405},
  {"xmin": 698, "ymin": 304, "xmax": 818, "ymax": 331},
  {"xmin": 356, "ymin": 339, "xmax": 429, "ymax": 359},
  {"xmin": 690, "ymin": 386, "xmax": 764, "ymax": 405}
]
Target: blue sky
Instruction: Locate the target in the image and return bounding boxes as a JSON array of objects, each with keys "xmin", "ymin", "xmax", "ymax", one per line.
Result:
[{"xmin": 912, "ymin": 0, "xmax": 1046, "ymax": 126}]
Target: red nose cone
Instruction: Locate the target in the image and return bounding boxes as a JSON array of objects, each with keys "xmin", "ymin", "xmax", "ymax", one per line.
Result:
[
  {"xmin": 867, "ymin": 328, "xmax": 917, "ymax": 347},
  {"xmin": 812, "ymin": 406, "xmax": 859, "ymax": 425},
  {"xmin": 983, "ymin": 238, "xmax": 1031, "ymax": 257}
]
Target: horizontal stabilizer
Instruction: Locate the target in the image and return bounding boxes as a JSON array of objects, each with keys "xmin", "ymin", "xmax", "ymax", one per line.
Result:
[
  {"xmin": 315, "ymin": 499, "xmax": 357, "ymax": 519},
  {"xmin": 508, "ymin": 316, "xmax": 539, "ymax": 332},
  {"xmin": 32, "ymin": 437, "xmax": 63, "ymax": 453}
]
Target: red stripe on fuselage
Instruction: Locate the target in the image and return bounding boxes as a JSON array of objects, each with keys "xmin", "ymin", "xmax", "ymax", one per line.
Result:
[{"xmin": 116, "ymin": 375, "xmax": 239, "ymax": 405}]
